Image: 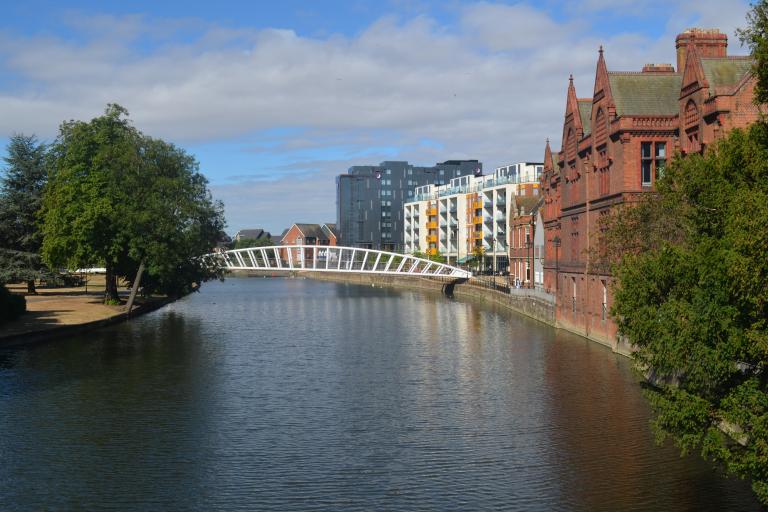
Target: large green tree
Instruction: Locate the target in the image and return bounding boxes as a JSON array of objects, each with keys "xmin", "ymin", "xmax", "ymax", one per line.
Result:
[
  {"xmin": 603, "ymin": 123, "xmax": 768, "ymax": 504},
  {"xmin": 41, "ymin": 104, "xmax": 225, "ymax": 303},
  {"xmin": 738, "ymin": 0, "xmax": 768, "ymax": 105},
  {"xmin": 0, "ymin": 134, "xmax": 48, "ymax": 292}
]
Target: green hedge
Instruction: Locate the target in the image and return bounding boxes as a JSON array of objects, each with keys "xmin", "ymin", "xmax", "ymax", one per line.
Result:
[{"xmin": 0, "ymin": 285, "xmax": 26, "ymax": 325}]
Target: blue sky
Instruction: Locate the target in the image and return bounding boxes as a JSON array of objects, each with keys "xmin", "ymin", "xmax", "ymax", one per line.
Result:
[{"xmin": 0, "ymin": 0, "xmax": 753, "ymax": 234}]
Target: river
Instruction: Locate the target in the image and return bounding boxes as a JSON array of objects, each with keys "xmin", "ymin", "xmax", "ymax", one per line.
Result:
[{"xmin": 0, "ymin": 277, "xmax": 761, "ymax": 510}]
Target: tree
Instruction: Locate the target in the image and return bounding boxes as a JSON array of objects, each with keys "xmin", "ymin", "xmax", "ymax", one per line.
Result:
[
  {"xmin": 41, "ymin": 104, "xmax": 225, "ymax": 303},
  {"xmin": 738, "ymin": 0, "xmax": 768, "ymax": 105},
  {"xmin": 0, "ymin": 134, "xmax": 48, "ymax": 293},
  {"xmin": 604, "ymin": 123, "xmax": 768, "ymax": 504},
  {"xmin": 233, "ymin": 237, "xmax": 273, "ymax": 250}
]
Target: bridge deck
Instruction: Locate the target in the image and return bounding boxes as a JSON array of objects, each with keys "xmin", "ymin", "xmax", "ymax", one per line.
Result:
[{"xmin": 209, "ymin": 245, "xmax": 472, "ymax": 279}]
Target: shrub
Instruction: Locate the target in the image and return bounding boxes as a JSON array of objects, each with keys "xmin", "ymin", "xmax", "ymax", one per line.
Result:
[{"xmin": 0, "ymin": 285, "xmax": 26, "ymax": 325}]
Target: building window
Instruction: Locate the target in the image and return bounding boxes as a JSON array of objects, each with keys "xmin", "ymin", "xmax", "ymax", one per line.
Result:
[
  {"xmin": 572, "ymin": 277, "xmax": 577, "ymax": 313},
  {"xmin": 641, "ymin": 142, "xmax": 652, "ymax": 186},
  {"xmin": 655, "ymin": 142, "xmax": 666, "ymax": 179},
  {"xmin": 601, "ymin": 280, "xmax": 608, "ymax": 321},
  {"xmin": 641, "ymin": 142, "xmax": 667, "ymax": 186}
]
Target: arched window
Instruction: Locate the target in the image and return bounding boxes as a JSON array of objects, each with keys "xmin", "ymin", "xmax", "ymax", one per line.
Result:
[
  {"xmin": 566, "ymin": 128, "xmax": 576, "ymax": 161},
  {"xmin": 684, "ymin": 100, "xmax": 700, "ymax": 151},
  {"xmin": 684, "ymin": 100, "xmax": 699, "ymax": 128},
  {"xmin": 594, "ymin": 108, "xmax": 607, "ymax": 148}
]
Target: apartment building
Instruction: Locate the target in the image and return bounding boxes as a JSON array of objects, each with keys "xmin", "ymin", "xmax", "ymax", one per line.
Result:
[
  {"xmin": 336, "ymin": 160, "xmax": 482, "ymax": 252},
  {"xmin": 404, "ymin": 162, "xmax": 542, "ymax": 271}
]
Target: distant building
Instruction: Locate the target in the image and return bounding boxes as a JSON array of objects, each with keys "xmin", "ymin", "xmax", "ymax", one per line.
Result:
[
  {"xmin": 336, "ymin": 160, "xmax": 482, "ymax": 252},
  {"xmin": 233, "ymin": 228, "xmax": 272, "ymax": 243},
  {"xmin": 403, "ymin": 162, "xmax": 542, "ymax": 269},
  {"xmin": 509, "ymin": 196, "xmax": 543, "ymax": 288},
  {"xmin": 280, "ymin": 223, "xmax": 338, "ymax": 264}
]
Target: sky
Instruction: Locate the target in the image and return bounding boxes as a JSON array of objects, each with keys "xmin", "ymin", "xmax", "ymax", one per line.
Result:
[{"xmin": 0, "ymin": 0, "xmax": 754, "ymax": 235}]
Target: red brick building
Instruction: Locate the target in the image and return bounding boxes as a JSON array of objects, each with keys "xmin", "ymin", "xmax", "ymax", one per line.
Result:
[
  {"xmin": 541, "ymin": 28, "xmax": 760, "ymax": 350},
  {"xmin": 509, "ymin": 196, "xmax": 541, "ymax": 288},
  {"xmin": 280, "ymin": 223, "xmax": 338, "ymax": 264}
]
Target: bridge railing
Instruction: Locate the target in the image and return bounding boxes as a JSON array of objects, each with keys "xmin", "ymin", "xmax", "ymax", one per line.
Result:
[{"xmin": 208, "ymin": 245, "xmax": 472, "ymax": 279}]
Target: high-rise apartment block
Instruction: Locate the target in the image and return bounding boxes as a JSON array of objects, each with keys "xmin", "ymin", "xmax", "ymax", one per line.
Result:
[
  {"xmin": 404, "ymin": 162, "xmax": 542, "ymax": 270},
  {"xmin": 336, "ymin": 160, "xmax": 481, "ymax": 251}
]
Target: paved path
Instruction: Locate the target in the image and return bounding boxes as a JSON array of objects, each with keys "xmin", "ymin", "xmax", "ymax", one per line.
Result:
[{"xmin": 1, "ymin": 277, "xmax": 128, "ymax": 339}]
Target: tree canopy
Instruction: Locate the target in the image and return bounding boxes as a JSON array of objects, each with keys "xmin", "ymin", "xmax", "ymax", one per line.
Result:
[
  {"xmin": 738, "ymin": 0, "xmax": 768, "ymax": 105},
  {"xmin": 603, "ymin": 122, "xmax": 768, "ymax": 504},
  {"xmin": 232, "ymin": 237, "xmax": 274, "ymax": 250},
  {"xmin": 0, "ymin": 134, "xmax": 48, "ymax": 291},
  {"xmin": 41, "ymin": 104, "xmax": 225, "ymax": 302}
]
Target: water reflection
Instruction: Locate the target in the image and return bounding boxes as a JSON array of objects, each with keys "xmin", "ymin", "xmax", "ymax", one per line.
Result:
[{"xmin": 0, "ymin": 278, "xmax": 761, "ymax": 511}]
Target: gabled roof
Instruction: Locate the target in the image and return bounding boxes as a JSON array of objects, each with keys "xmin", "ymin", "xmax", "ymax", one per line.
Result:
[
  {"xmin": 700, "ymin": 57, "xmax": 753, "ymax": 95},
  {"xmin": 578, "ymin": 100, "xmax": 593, "ymax": 136},
  {"xmin": 321, "ymin": 223, "xmax": 339, "ymax": 240},
  {"xmin": 513, "ymin": 195, "xmax": 540, "ymax": 216},
  {"xmin": 607, "ymin": 72, "xmax": 682, "ymax": 116},
  {"xmin": 235, "ymin": 228, "xmax": 269, "ymax": 240},
  {"xmin": 294, "ymin": 223, "xmax": 328, "ymax": 241}
]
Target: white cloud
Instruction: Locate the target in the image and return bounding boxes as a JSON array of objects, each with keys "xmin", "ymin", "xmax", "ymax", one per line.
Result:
[{"xmin": 0, "ymin": 1, "xmax": 753, "ymax": 233}]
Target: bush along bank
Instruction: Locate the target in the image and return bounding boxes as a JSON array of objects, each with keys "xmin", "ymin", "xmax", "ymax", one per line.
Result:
[{"xmin": 0, "ymin": 285, "xmax": 26, "ymax": 325}]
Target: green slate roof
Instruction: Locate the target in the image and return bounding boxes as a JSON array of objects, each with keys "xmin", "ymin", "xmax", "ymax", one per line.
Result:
[
  {"xmin": 607, "ymin": 73, "xmax": 682, "ymax": 116},
  {"xmin": 701, "ymin": 57, "xmax": 753, "ymax": 95},
  {"xmin": 578, "ymin": 100, "xmax": 592, "ymax": 136}
]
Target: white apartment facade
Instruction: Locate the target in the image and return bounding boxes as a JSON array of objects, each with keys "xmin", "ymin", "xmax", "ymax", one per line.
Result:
[{"xmin": 404, "ymin": 162, "xmax": 542, "ymax": 271}]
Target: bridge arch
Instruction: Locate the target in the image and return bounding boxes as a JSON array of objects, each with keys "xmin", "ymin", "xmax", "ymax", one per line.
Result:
[{"xmin": 209, "ymin": 245, "xmax": 472, "ymax": 278}]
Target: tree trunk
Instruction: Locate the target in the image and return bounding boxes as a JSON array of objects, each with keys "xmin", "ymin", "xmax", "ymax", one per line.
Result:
[
  {"xmin": 26, "ymin": 279, "xmax": 36, "ymax": 294},
  {"xmin": 104, "ymin": 264, "xmax": 120, "ymax": 304},
  {"xmin": 125, "ymin": 261, "xmax": 145, "ymax": 317}
]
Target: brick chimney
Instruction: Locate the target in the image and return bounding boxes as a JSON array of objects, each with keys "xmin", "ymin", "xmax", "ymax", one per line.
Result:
[
  {"xmin": 642, "ymin": 63, "xmax": 675, "ymax": 73},
  {"xmin": 676, "ymin": 28, "xmax": 728, "ymax": 72}
]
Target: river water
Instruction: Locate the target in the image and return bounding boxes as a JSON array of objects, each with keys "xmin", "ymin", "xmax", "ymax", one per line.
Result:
[{"xmin": 0, "ymin": 277, "xmax": 761, "ymax": 511}]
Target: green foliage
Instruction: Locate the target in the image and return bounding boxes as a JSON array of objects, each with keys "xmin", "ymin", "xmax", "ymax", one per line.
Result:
[
  {"xmin": 41, "ymin": 104, "xmax": 226, "ymax": 302},
  {"xmin": 606, "ymin": 123, "xmax": 768, "ymax": 504},
  {"xmin": 0, "ymin": 249, "xmax": 41, "ymax": 286},
  {"xmin": 738, "ymin": 0, "xmax": 768, "ymax": 105},
  {"xmin": 411, "ymin": 250, "xmax": 447, "ymax": 263},
  {"xmin": 233, "ymin": 237, "xmax": 273, "ymax": 249},
  {"xmin": 0, "ymin": 134, "xmax": 49, "ymax": 287},
  {"xmin": 0, "ymin": 285, "xmax": 26, "ymax": 325}
]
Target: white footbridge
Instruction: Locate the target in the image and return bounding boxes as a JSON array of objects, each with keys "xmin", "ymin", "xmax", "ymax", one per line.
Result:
[{"xmin": 210, "ymin": 245, "xmax": 472, "ymax": 279}]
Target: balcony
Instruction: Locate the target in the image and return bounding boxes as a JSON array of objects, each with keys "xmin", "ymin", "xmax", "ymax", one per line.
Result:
[
  {"xmin": 426, "ymin": 207, "xmax": 438, "ymax": 216},
  {"xmin": 473, "ymin": 216, "xmax": 483, "ymax": 224},
  {"xmin": 427, "ymin": 234, "xmax": 438, "ymax": 243},
  {"xmin": 473, "ymin": 231, "xmax": 483, "ymax": 239},
  {"xmin": 472, "ymin": 200, "xmax": 482, "ymax": 209},
  {"xmin": 426, "ymin": 221, "xmax": 438, "ymax": 229}
]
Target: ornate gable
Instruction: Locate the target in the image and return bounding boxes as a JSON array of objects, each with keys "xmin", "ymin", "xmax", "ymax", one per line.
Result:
[
  {"xmin": 592, "ymin": 46, "xmax": 615, "ymax": 117},
  {"xmin": 562, "ymin": 75, "xmax": 583, "ymax": 163},
  {"xmin": 681, "ymin": 44, "xmax": 708, "ymax": 99}
]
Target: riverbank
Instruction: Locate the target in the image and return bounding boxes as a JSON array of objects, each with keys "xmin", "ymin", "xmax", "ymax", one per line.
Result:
[
  {"xmin": 297, "ymin": 271, "xmax": 632, "ymax": 358},
  {"xmin": 0, "ymin": 277, "xmax": 173, "ymax": 347}
]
